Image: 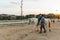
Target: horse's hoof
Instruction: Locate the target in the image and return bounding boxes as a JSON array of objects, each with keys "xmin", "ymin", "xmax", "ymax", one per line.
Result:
[
  {"xmin": 36, "ymin": 30, "xmax": 39, "ymax": 32},
  {"xmin": 44, "ymin": 31, "xmax": 46, "ymax": 33},
  {"xmin": 29, "ymin": 30, "xmax": 33, "ymax": 33}
]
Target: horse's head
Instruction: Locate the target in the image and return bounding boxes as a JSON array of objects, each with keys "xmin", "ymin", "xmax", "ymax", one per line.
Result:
[
  {"xmin": 28, "ymin": 18, "xmax": 38, "ymax": 25},
  {"xmin": 28, "ymin": 18, "xmax": 34, "ymax": 24}
]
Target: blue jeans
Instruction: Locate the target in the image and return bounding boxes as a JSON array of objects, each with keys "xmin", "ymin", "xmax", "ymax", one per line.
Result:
[{"xmin": 40, "ymin": 24, "xmax": 46, "ymax": 32}]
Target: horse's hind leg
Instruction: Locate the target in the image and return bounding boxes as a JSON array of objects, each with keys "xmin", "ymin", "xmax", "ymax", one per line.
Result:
[
  {"xmin": 48, "ymin": 22, "xmax": 51, "ymax": 32},
  {"xmin": 49, "ymin": 25, "xmax": 51, "ymax": 32},
  {"xmin": 49, "ymin": 29, "xmax": 51, "ymax": 32}
]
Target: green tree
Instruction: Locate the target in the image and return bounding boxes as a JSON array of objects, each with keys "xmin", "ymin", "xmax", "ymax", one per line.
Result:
[
  {"xmin": 47, "ymin": 13, "xmax": 55, "ymax": 18},
  {"xmin": 25, "ymin": 14, "xmax": 35, "ymax": 18}
]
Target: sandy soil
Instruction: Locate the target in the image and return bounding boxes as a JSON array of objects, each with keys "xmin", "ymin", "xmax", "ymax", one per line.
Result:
[{"xmin": 0, "ymin": 22, "xmax": 60, "ymax": 40}]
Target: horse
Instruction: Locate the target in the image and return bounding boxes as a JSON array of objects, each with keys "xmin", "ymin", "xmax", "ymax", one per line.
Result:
[{"xmin": 28, "ymin": 18, "xmax": 51, "ymax": 32}]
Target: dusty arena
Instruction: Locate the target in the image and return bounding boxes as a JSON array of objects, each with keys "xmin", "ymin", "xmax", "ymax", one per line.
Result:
[{"xmin": 0, "ymin": 22, "xmax": 60, "ymax": 40}]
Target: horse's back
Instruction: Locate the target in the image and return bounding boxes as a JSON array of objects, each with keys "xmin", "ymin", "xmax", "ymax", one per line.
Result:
[
  {"xmin": 45, "ymin": 19, "xmax": 51, "ymax": 25},
  {"xmin": 32, "ymin": 18, "xmax": 38, "ymax": 25}
]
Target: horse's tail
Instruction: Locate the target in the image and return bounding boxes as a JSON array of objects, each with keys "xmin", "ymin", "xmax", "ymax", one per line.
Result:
[
  {"xmin": 48, "ymin": 21, "xmax": 51, "ymax": 28},
  {"xmin": 48, "ymin": 20, "xmax": 51, "ymax": 31}
]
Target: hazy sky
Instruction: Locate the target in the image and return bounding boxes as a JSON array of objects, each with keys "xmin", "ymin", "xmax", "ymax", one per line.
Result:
[{"xmin": 0, "ymin": 0, "xmax": 60, "ymax": 15}]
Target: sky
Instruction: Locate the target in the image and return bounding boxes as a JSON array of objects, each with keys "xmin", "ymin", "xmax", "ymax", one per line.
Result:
[{"xmin": 0, "ymin": 0, "xmax": 60, "ymax": 15}]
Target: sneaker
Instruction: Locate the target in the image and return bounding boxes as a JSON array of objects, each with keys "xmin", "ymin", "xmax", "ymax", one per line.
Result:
[{"xmin": 44, "ymin": 30, "xmax": 46, "ymax": 33}]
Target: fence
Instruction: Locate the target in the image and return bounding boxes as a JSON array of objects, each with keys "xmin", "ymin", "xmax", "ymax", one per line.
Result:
[{"xmin": 0, "ymin": 20, "xmax": 29, "ymax": 25}]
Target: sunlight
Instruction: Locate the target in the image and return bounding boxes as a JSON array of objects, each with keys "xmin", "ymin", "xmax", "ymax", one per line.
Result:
[{"xmin": 55, "ymin": 13, "xmax": 60, "ymax": 18}]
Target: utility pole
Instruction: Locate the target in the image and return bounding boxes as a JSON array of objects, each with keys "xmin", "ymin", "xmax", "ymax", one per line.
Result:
[
  {"xmin": 21, "ymin": 0, "xmax": 23, "ymax": 16},
  {"xmin": 21, "ymin": 0, "xmax": 23, "ymax": 24}
]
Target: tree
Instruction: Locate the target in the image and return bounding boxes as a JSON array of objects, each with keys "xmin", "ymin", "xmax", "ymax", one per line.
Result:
[
  {"xmin": 47, "ymin": 13, "xmax": 55, "ymax": 18},
  {"xmin": 25, "ymin": 14, "xmax": 35, "ymax": 18}
]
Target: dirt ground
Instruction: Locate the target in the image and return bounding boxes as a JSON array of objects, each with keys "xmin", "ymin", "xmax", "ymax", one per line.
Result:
[{"xmin": 0, "ymin": 22, "xmax": 60, "ymax": 40}]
